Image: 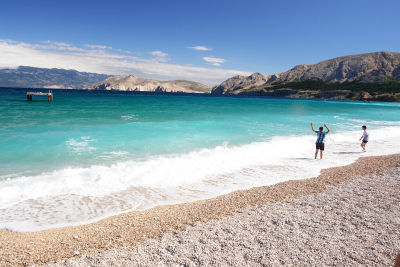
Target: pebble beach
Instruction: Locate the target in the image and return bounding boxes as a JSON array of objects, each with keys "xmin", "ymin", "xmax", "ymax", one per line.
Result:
[{"xmin": 1, "ymin": 154, "xmax": 400, "ymax": 266}]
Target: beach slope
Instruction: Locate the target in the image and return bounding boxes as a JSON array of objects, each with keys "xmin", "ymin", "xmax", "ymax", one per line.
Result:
[{"xmin": 1, "ymin": 154, "xmax": 400, "ymax": 266}]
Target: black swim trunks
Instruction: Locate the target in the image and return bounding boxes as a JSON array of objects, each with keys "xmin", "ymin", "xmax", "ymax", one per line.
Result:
[
  {"xmin": 316, "ymin": 143, "xmax": 325, "ymax": 150},
  {"xmin": 363, "ymin": 140, "xmax": 368, "ymax": 143}
]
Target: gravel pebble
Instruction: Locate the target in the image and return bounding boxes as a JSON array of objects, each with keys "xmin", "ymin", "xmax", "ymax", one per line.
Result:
[
  {"xmin": 1, "ymin": 154, "xmax": 399, "ymax": 266},
  {"xmin": 47, "ymin": 168, "xmax": 400, "ymax": 267}
]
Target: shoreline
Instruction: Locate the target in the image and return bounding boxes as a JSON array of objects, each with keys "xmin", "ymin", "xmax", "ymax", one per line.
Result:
[
  {"xmin": 3, "ymin": 87, "xmax": 400, "ymax": 103},
  {"xmin": 1, "ymin": 153, "xmax": 400, "ymax": 266},
  {"xmin": 48, "ymin": 165, "xmax": 400, "ymax": 266}
]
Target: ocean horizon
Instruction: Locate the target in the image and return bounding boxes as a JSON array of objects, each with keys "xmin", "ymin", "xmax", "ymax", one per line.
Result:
[{"xmin": 1, "ymin": 88, "xmax": 400, "ymax": 232}]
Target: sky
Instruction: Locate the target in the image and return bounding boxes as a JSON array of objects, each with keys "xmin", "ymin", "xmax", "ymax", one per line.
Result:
[{"xmin": 0, "ymin": 0, "xmax": 399, "ymax": 85}]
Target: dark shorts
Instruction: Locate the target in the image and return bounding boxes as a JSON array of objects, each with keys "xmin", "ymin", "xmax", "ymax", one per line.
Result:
[
  {"xmin": 316, "ymin": 143, "xmax": 325, "ymax": 151},
  {"xmin": 363, "ymin": 140, "xmax": 368, "ymax": 143}
]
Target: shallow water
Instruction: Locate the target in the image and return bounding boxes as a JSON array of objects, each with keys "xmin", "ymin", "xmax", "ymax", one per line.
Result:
[{"xmin": 1, "ymin": 88, "xmax": 400, "ymax": 231}]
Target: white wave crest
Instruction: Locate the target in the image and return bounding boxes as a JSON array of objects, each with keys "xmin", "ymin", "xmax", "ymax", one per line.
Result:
[{"xmin": 1, "ymin": 126, "xmax": 400, "ymax": 231}]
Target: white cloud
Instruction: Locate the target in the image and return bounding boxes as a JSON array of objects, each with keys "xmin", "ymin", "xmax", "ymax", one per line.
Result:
[
  {"xmin": 151, "ymin": 50, "xmax": 169, "ymax": 62},
  {"xmin": 203, "ymin": 56, "xmax": 226, "ymax": 66},
  {"xmin": 151, "ymin": 50, "xmax": 168, "ymax": 57},
  {"xmin": 32, "ymin": 40, "xmax": 86, "ymax": 52},
  {"xmin": 188, "ymin": 46, "xmax": 212, "ymax": 51},
  {"xmin": 85, "ymin": 44, "xmax": 112, "ymax": 50},
  {"xmin": 0, "ymin": 39, "xmax": 250, "ymax": 85}
]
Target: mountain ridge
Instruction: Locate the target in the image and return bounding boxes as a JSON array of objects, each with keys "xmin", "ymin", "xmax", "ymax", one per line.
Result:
[
  {"xmin": 88, "ymin": 74, "xmax": 211, "ymax": 93},
  {"xmin": 0, "ymin": 66, "xmax": 111, "ymax": 89},
  {"xmin": 2, "ymin": 51, "xmax": 399, "ymax": 101},
  {"xmin": 212, "ymin": 51, "xmax": 400, "ymax": 95},
  {"xmin": 211, "ymin": 51, "xmax": 400, "ymax": 101}
]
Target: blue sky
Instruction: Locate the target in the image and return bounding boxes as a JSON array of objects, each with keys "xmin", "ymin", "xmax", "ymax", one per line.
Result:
[{"xmin": 0, "ymin": 0, "xmax": 399, "ymax": 85}]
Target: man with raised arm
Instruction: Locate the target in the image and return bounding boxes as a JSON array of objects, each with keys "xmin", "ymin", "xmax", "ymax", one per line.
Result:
[{"xmin": 311, "ymin": 122, "xmax": 330, "ymax": 159}]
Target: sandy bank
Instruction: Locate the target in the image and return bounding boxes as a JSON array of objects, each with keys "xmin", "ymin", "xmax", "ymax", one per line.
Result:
[{"xmin": 1, "ymin": 154, "xmax": 400, "ymax": 266}]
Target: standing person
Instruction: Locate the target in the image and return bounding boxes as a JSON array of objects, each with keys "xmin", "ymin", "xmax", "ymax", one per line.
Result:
[
  {"xmin": 359, "ymin": 125, "xmax": 369, "ymax": 152},
  {"xmin": 311, "ymin": 122, "xmax": 330, "ymax": 159}
]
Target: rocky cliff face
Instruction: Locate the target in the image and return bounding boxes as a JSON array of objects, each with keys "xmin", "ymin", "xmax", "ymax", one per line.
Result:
[
  {"xmin": 212, "ymin": 52, "xmax": 400, "ymax": 95},
  {"xmin": 88, "ymin": 75, "xmax": 211, "ymax": 93}
]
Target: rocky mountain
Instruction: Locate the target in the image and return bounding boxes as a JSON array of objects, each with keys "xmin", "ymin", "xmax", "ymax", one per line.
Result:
[
  {"xmin": 274, "ymin": 51, "xmax": 400, "ymax": 83},
  {"xmin": 88, "ymin": 75, "xmax": 211, "ymax": 93},
  {"xmin": 0, "ymin": 66, "xmax": 111, "ymax": 89},
  {"xmin": 211, "ymin": 72, "xmax": 269, "ymax": 95},
  {"xmin": 212, "ymin": 52, "xmax": 400, "ymax": 96}
]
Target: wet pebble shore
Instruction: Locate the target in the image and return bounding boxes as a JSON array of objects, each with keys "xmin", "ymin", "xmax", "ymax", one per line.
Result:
[{"xmin": 47, "ymin": 167, "xmax": 400, "ymax": 266}]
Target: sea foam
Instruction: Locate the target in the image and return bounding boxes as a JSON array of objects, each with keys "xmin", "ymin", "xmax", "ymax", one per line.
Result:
[{"xmin": 1, "ymin": 126, "xmax": 400, "ymax": 232}]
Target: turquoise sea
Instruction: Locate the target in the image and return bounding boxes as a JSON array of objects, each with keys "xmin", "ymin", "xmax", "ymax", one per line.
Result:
[{"xmin": 1, "ymin": 88, "xmax": 400, "ymax": 231}]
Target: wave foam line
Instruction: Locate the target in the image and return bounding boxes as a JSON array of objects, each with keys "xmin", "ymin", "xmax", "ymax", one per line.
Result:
[
  {"xmin": 1, "ymin": 126, "xmax": 400, "ymax": 231},
  {"xmin": 1, "ymin": 126, "xmax": 400, "ymax": 209}
]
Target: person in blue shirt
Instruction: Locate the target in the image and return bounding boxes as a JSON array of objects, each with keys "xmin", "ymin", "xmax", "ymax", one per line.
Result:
[{"xmin": 311, "ymin": 122, "xmax": 330, "ymax": 159}]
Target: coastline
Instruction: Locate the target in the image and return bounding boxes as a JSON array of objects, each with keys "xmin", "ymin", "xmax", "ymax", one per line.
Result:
[
  {"xmin": 3, "ymin": 87, "xmax": 400, "ymax": 103},
  {"xmin": 1, "ymin": 153, "xmax": 400, "ymax": 266}
]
